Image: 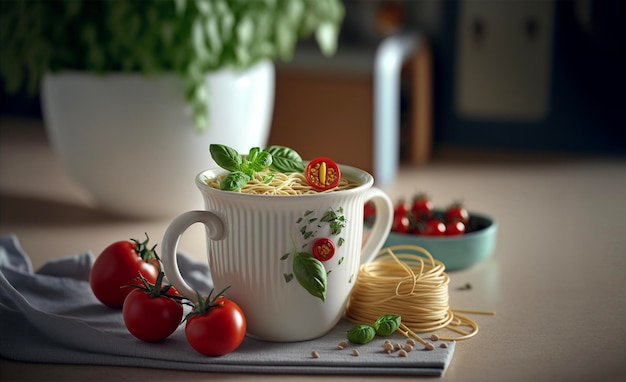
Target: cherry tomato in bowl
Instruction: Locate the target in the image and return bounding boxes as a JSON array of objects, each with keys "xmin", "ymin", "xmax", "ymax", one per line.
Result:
[
  {"xmin": 446, "ymin": 220, "xmax": 466, "ymax": 236},
  {"xmin": 391, "ymin": 214, "xmax": 411, "ymax": 234},
  {"xmin": 445, "ymin": 202, "xmax": 470, "ymax": 225},
  {"xmin": 422, "ymin": 219, "xmax": 446, "ymax": 236},
  {"xmin": 411, "ymin": 193, "xmax": 434, "ymax": 220},
  {"xmin": 383, "ymin": 210, "xmax": 497, "ymax": 271}
]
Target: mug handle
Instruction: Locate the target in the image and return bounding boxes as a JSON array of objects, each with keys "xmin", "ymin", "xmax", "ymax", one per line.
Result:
[
  {"xmin": 161, "ymin": 210, "xmax": 225, "ymax": 303},
  {"xmin": 360, "ymin": 187, "xmax": 393, "ymax": 264}
]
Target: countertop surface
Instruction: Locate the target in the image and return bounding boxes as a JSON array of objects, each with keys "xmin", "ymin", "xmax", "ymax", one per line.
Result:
[{"xmin": 1, "ymin": 117, "xmax": 626, "ymax": 382}]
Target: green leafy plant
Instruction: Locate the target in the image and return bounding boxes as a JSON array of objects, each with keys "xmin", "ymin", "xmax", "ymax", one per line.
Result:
[{"xmin": 0, "ymin": 0, "xmax": 344, "ymax": 131}]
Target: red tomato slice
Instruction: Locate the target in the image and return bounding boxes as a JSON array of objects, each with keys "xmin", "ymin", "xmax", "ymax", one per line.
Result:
[
  {"xmin": 305, "ymin": 157, "xmax": 341, "ymax": 191},
  {"xmin": 312, "ymin": 238, "xmax": 336, "ymax": 261}
]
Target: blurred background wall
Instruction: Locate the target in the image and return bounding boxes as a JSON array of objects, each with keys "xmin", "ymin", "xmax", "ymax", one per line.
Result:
[{"xmin": 3, "ymin": 0, "xmax": 625, "ymax": 168}]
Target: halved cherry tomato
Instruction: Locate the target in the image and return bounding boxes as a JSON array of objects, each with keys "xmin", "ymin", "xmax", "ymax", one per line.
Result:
[
  {"xmin": 312, "ymin": 238, "xmax": 336, "ymax": 261},
  {"xmin": 305, "ymin": 157, "xmax": 341, "ymax": 191}
]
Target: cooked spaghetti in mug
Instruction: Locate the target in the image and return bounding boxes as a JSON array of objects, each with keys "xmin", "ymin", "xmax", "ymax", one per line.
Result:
[{"xmin": 204, "ymin": 171, "xmax": 360, "ymax": 195}]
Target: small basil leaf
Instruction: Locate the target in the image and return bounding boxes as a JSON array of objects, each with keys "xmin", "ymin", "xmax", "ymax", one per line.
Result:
[
  {"xmin": 347, "ymin": 324, "xmax": 376, "ymax": 344},
  {"xmin": 239, "ymin": 161, "xmax": 256, "ymax": 178},
  {"xmin": 262, "ymin": 173, "xmax": 274, "ymax": 184},
  {"xmin": 247, "ymin": 147, "xmax": 260, "ymax": 163},
  {"xmin": 249, "ymin": 150, "xmax": 272, "ymax": 172},
  {"xmin": 210, "ymin": 144, "xmax": 243, "ymax": 172},
  {"xmin": 293, "ymin": 252, "xmax": 327, "ymax": 301},
  {"xmin": 220, "ymin": 171, "xmax": 251, "ymax": 191},
  {"xmin": 373, "ymin": 314, "xmax": 401, "ymax": 336},
  {"xmin": 266, "ymin": 145, "xmax": 305, "ymax": 173}
]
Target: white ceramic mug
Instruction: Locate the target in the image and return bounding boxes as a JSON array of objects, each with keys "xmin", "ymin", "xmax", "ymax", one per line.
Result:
[{"xmin": 161, "ymin": 164, "xmax": 392, "ymax": 342}]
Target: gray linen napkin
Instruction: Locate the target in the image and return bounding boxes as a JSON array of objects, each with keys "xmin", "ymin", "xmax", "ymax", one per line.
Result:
[{"xmin": 0, "ymin": 235, "xmax": 454, "ymax": 376}]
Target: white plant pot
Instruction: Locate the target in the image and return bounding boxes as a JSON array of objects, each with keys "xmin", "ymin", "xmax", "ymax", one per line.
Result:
[{"xmin": 40, "ymin": 62, "xmax": 274, "ymax": 218}]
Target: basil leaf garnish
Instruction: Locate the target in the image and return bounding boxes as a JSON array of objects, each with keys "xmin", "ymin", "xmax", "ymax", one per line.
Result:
[
  {"xmin": 220, "ymin": 171, "xmax": 251, "ymax": 191},
  {"xmin": 262, "ymin": 173, "xmax": 274, "ymax": 184},
  {"xmin": 209, "ymin": 143, "xmax": 305, "ymax": 191},
  {"xmin": 373, "ymin": 314, "xmax": 401, "ymax": 336},
  {"xmin": 293, "ymin": 251, "xmax": 327, "ymax": 301},
  {"xmin": 210, "ymin": 144, "xmax": 243, "ymax": 172},
  {"xmin": 266, "ymin": 145, "xmax": 305, "ymax": 173},
  {"xmin": 247, "ymin": 147, "xmax": 260, "ymax": 163},
  {"xmin": 347, "ymin": 324, "xmax": 376, "ymax": 344},
  {"xmin": 249, "ymin": 149, "xmax": 272, "ymax": 171}
]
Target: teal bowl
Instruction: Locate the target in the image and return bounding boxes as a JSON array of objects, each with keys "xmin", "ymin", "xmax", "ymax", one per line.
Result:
[{"xmin": 382, "ymin": 212, "xmax": 497, "ymax": 271}]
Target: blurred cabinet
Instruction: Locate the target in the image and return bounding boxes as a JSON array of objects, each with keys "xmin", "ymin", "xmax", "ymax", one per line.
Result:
[{"xmin": 268, "ymin": 41, "xmax": 433, "ymax": 175}]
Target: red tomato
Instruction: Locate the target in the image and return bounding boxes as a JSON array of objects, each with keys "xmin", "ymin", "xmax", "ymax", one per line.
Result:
[
  {"xmin": 364, "ymin": 201, "xmax": 376, "ymax": 221},
  {"xmin": 123, "ymin": 288, "xmax": 183, "ymax": 342},
  {"xmin": 305, "ymin": 157, "xmax": 341, "ymax": 191},
  {"xmin": 392, "ymin": 214, "xmax": 411, "ymax": 233},
  {"xmin": 422, "ymin": 219, "xmax": 446, "ymax": 236},
  {"xmin": 312, "ymin": 238, "xmax": 336, "ymax": 261},
  {"xmin": 185, "ymin": 295, "xmax": 246, "ymax": 356},
  {"xmin": 393, "ymin": 200, "xmax": 410, "ymax": 217},
  {"xmin": 445, "ymin": 203, "xmax": 470, "ymax": 225},
  {"xmin": 446, "ymin": 220, "xmax": 466, "ymax": 236},
  {"xmin": 411, "ymin": 194, "xmax": 433, "ymax": 220},
  {"xmin": 89, "ymin": 236, "xmax": 159, "ymax": 308}
]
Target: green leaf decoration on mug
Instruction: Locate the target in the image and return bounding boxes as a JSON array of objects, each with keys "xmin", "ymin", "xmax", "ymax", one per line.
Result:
[
  {"xmin": 284, "ymin": 206, "xmax": 348, "ymax": 301},
  {"xmin": 320, "ymin": 207, "xmax": 346, "ymax": 235},
  {"xmin": 293, "ymin": 252, "xmax": 327, "ymax": 302}
]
